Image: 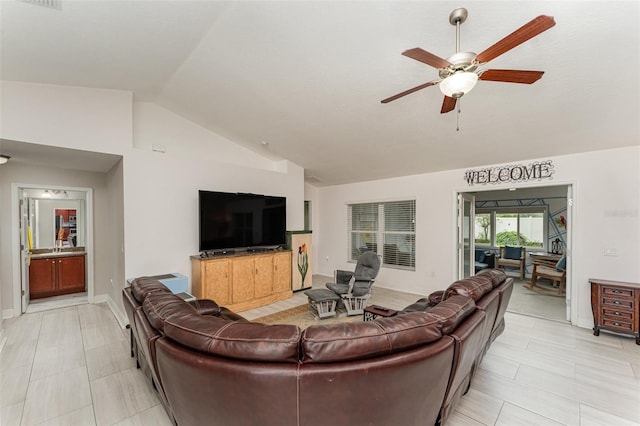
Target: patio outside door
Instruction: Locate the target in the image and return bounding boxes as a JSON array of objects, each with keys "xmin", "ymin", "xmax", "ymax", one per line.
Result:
[{"xmin": 458, "ymin": 193, "xmax": 475, "ymax": 279}]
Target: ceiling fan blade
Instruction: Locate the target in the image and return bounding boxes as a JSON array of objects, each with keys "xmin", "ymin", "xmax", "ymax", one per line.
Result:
[
  {"xmin": 381, "ymin": 81, "xmax": 438, "ymax": 104},
  {"xmin": 441, "ymin": 96, "xmax": 457, "ymax": 114},
  {"xmin": 479, "ymin": 69, "xmax": 545, "ymax": 84},
  {"xmin": 476, "ymin": 15, "xmax": 556, "ymax": 64},
  {"xmin": 402, "ymin": 48, "xmax": 452, "ymax": 69}
]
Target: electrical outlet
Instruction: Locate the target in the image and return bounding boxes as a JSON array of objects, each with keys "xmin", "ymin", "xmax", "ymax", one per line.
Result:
[{"xmin": 603, "ymin": 248, "xmax": 618, "ymax": 257}]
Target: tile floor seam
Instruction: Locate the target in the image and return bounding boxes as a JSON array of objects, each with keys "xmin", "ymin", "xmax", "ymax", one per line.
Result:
[
  {"xmin": 79, "ymin": 305, "xmax": 100, "ymax": 426},
  {"xmin": 492, "ymin": 400, "xmax": 505, "ymax": 426},
  {"xmin": 19, "ymin": 309, "xmax": 45, "ymax": 426}
]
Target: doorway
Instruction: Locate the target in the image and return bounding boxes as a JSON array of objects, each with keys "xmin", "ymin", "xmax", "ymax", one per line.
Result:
[
  {"xmin": 457, "ymin": 184, "xmax": 572, "ymax": 322},
  {"xmin": 12, "ymin": 183, "xmax": 94, "ymax": 314}
]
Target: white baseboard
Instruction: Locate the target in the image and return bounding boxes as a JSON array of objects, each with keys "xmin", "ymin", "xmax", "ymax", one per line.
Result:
[
  {"xmin": 2, "ymin": 309, "xmax": 15, "ymax": 320},
  {"xmin": 0, "ymin": 329, "xmax": 6, "ymax": 353},
  {"xmin": 104, "ymin": 294, "xmax": 128, "ymax": 329}
]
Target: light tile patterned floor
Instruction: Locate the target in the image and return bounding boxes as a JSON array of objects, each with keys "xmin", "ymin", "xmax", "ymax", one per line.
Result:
[{"xmin": 1, "ymin": 276, "xmax": 638, "ymax": 425}]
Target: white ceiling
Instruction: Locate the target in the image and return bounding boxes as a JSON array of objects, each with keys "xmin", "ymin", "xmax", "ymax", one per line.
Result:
[{"xmin": 1, "ymin": 1, "xmax": 638, "ymax": 185}]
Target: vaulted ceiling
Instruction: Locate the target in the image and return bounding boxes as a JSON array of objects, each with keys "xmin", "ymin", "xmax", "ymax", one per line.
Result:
[{"xmin": 1, "ymin": 1, "xmax": 638, "ymax": 185}]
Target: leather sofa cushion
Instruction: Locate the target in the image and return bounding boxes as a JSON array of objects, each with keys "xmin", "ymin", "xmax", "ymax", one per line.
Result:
[
  {"xmin": 427, "ymin": 295, "xmax": 476, "ymax": 335},
  {"xmin": 131, "ymin": 277, "xmax": 172, "ymax": 303},
  {"xmin": 301, "ymin": 312, "xmax": 442, "ymax": 363},
  {"xmin": 163, "ymin": 312, "xmax": 301, "ymax": 363},
  {"xmin": 444, "ymin": 275, "xmax": 493, "ymax": 302},
  {"xmin": 475, "ymin": 269, "xmax": 507, "ymax": 288},
  {"xmin": 143, "ymin": 292, "xmax": 197, "ymax": 333}
]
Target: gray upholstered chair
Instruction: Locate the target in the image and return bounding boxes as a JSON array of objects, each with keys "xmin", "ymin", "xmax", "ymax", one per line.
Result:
[{"xmin": 326, "ymin": 251, "xmax": 381, "ymax": 315}]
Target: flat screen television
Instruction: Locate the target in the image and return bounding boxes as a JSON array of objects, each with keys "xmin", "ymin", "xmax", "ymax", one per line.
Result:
[{"xmin": 199, "ymin": 190, "xmax": 286, "ymax": 253}]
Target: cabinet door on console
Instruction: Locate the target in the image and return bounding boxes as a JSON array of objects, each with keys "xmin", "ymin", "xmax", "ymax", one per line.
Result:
[
  {"xmin": 204, "ymin": 259, "xmax": 231, "ymax": 305},
  {"xmin": 57, "ymin": 256, "xmax": 86, "ymax": 293},
  {"xmin": 232, "ymin": 257, "xmax": 255, "ymax": 303},
  {"xmin": 273, "ymin": 252, "xmax": 292, "ymax": 293},
  {"xmin": 254, "ymin": 255, "xmax": 274, "ymax": 298},
  {"xmin": 29, "ymin": 258, "xmax": 57, "ymax": 298}
]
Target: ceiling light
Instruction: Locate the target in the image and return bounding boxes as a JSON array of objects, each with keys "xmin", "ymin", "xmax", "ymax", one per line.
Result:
[
  {"xmin": 439, "ymin": 71, "xmax": 478, "ymax": 98},
  {"xmin": 0, "ymin": 155, "xmax": 10, "ymax": 165}
]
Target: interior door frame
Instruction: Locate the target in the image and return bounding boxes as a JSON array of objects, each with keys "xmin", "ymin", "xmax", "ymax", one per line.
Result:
[
  {"xmin": 19, "ymin": 193, "xmax": 29, "ymax": 312},
  {"xmin": 457, "ymin": 193, "xmax": 475, "ymax": 279},
  {"xmin": 455, "ymin": 181, "xmax": 575, "ymax": 323},
  {"xmin": 10, "ymin": 183, "xmax": 94, "ymax": 315}
]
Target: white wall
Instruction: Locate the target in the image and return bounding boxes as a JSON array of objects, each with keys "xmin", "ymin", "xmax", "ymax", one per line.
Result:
[
  {"xmin": 133, "ymin": 102, "xmax": 277, "ymax": 171},
  {"xmin": 315, "ymin": 146, "xmax": 640, "ymax": 329},
  {"xmin": 0, "ymin": 81, "xmax": 132, "ymax": 154}
]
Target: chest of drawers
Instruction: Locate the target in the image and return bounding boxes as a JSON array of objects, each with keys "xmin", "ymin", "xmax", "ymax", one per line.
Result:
[{"xmin": 590, "ymin": 279, "xmax": 640, "ymax": 345}]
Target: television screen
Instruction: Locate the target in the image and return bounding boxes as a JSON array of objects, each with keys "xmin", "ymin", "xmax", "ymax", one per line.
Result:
[{"xmin": 199, "ymin": 190, "xmax": 286, "ymax": 252}]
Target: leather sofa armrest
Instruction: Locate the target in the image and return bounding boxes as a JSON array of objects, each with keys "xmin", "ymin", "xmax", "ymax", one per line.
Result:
[{"xmin": 187, "ymin": 299, "xmax": 221, "ymax": 316}]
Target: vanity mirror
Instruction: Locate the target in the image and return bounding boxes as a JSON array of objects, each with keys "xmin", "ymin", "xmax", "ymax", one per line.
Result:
[{"xmin": 25, "ymin": 189, "xmax": 86, "ymax": 250}]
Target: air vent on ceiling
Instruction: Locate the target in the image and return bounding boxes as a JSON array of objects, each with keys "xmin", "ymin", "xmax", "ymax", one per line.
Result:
[{"xmin": 20, "ymin": 0, "xmax": 61, "ymax": 10}]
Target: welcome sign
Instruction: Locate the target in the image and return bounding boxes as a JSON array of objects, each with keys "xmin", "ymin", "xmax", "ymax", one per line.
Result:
[{"xmin": 464, "ymin": 160, "xmax": 554, "ymax": 186}]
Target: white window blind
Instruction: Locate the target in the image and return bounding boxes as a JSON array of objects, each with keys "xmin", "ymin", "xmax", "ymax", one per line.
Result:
[{"xmin": 348, "ymin": 200, "xmax": 415, "ymax": 269}]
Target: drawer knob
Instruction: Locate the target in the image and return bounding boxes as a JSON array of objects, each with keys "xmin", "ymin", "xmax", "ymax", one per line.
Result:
[
  {"xmin": 613, "ymin": 290, "xmax": 622, "ymax": 294},
  {"xmin": 614, "ymin": 301, "xmax": 621, "ymax": 305},
  {"xmin": 613, "ymin": 322, "xmax": 620, "ymax": 326},
  {"xmin": 615, "ymin": 311, "xmax": 621, "ymax": 315}
]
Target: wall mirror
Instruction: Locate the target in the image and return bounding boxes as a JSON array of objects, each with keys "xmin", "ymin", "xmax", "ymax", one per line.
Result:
[{"xmin": 25, "ymin": 189, "xmax": 86, "ymax": 250}]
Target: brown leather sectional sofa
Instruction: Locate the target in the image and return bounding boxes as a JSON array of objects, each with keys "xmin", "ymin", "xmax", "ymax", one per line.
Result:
[{"xmin": 122, "ymin": 268, "xmax": 512, "ymax": 426}]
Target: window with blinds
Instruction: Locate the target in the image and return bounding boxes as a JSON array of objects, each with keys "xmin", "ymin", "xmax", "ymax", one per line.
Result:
[{"xmin": 348, "ymin": 200, "xmax": 416, "ymax": 269}]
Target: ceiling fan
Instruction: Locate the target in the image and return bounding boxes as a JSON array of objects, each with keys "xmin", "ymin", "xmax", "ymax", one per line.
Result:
[{"xmin": 381, "ymin": 8, "xmax": 556, "ymax": 113}]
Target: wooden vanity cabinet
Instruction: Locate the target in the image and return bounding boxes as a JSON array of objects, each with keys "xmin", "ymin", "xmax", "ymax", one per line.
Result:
[
  {"xmin": 29, "ymin": 254, "xmax": 86, "ymax": 299},
  {"xmin": 192, "ymin": 251, "xmax": 292, "ymax": 312}
]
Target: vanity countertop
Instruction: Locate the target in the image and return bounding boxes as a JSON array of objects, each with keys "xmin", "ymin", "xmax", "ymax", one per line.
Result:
[{"xmin": 30, "ymin": 251, "xmax": 86, "ymax": 259}]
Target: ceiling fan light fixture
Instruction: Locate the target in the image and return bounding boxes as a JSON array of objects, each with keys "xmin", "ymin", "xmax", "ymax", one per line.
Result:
[
  {"xmin": 0, "ymin": 154, "xmax": 10, "ymax": 165},
  {"xmin": 439, "ymin": 71, "xmax": 478, "ymax": 98}
]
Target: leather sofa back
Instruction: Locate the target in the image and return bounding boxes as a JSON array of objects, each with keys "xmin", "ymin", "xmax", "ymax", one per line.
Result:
[
  {"xmin": 156, "ymin": 326, "xmax": 457, "ymax": 426},
  {"xmin": 301, "ymin": 311, "xmax": 443, "ymax": 363},
  {"xmin": 164, "ymin": 311, "xmax": 301, "ymax": 363},
  {"xmin": 476, "ymin": 268, "xmax": 508, "ymax": 288},
  {"xmin": 131, "ymin": 276, "xmax": 172, "ymax": 303},
  {"xmin": 439, "ymin": 308, "xmax": 488, "ymax": 424},
  {"xmin": 296, "ymin": 337, "xmax": 456, "ymax": 426},
  {"xmin": 444, "ymin": 275, "xmax": 494, "ymax": 301}
]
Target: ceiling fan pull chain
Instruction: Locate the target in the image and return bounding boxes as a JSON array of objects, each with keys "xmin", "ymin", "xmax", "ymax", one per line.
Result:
[{"xmin": 456, "ymin": 100, "xmax": 461, "ymax": 131}]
